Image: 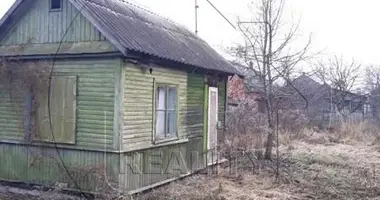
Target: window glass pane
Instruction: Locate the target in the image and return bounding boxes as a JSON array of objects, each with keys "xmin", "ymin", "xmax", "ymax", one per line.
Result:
[
  {"xmin": 155, "ymin": 85, "xmax": 178, "ymax": 139},
  {"xmin": 51, "ymin": 0, "xmax": 61, "ymax": 9},
  {"xmin": 156, "ymin": 111, "xmax": 165, "ymax": 137},
  {"xmin": 156, "ymin": 87, "xmax": 166, "ymax": 110},
  {"xmin": 167, "ymin": 111, "xmax": 176, "ymax": 135},
  {"xmin": 168, "ymin": 87, "xmax": 177, "ymax": 110}
]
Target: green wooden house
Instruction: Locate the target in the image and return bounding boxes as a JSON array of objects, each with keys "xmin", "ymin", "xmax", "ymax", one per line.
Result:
[{"xmin": 0, "ymin": 0, "xmax": 241, "ymax": 194}]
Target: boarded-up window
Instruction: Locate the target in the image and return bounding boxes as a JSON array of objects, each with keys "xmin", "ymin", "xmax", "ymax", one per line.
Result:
[
  {"xmin": 35, "ymin": 76, "xmax": 77, "ymax": 144},
  {"xmin": 155, "ymin": 84, "xmax": 178, "ymax": 141}
]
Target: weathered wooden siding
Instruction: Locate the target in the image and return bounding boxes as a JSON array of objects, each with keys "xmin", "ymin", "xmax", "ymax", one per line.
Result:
[
  {"xmin": 123, "ymin": 64, "xmax": 186, "ymax": 150},
  {"xmin": 0, "ymin": 58, "xmax": 121, "ymax": 150},
  {"xmin": 53, "ymin": 59, "xmax": 119, "ymax": 150},
  {"xmin": 186, "ymin": 74, "xmax": 205, "ymax": 137},
  {"xmin": 0, "ymin": 0, "xmax": 105, "ymax": 45},
  {"xmin": 123, "ymin": 63, "xmax": 206, "ymax": 150},
  {"xmin": 121, "ymin": 63, "xmax": 208, "ymax": 192},
  {"xmin": 0, "ymin": 143, "xmax": 120, "ymax": 192},
  {"xmin": 120, "ymin": 137, "xmax": 203, "ymax": 191}
]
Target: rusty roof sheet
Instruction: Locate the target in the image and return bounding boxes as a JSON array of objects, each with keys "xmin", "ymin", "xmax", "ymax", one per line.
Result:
[{"xmin": 69, "ymin": 0, "xmax": 240, "ymax": 75}]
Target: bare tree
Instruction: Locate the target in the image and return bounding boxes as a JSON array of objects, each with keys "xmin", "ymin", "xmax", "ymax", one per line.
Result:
[
  {"xmin": 364, "ymin": 65, "xmax": 380, "ymax": 119},
  {"xmin": 231, "ymin": 0, "xmax": 311, "ymax": 159},
  {"xmin": 365, "ymin": 65, "xmax": 380, "ymax": 92},
  {"xmin": 314, "ymin": 55, "xmax": 362, "ymax": 120}
]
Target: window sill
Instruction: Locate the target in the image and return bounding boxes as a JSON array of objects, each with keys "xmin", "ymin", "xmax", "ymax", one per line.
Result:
[
  {"xmin": 49, "ymin": 9, "xmax": 62, "ymax": 12},
  {"xmin": 121, "ymin": 138, "xmax": 189, "ymax": 153},
  {"xmin": 153, "ymin": 137, "xmax": 181, "ymax": 145}
]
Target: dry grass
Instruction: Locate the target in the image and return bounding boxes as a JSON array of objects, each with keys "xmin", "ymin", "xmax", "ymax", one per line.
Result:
[
  {"xmin": 279, "ymin": 141, "xmax": 380, "ymax": 199},
  {"xmin": 134, "ymin": 122, "xmax": 380, "ymax": 200}
]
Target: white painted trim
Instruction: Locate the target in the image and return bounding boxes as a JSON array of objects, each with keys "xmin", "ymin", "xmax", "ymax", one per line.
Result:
[{"xmin": 207, "ymin": 87, "xmax": 218, "ymax": 164}]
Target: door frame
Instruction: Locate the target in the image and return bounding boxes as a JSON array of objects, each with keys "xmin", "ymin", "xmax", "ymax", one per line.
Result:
[{"xmin": 207, "ymin": 87, "xmax": 218, "ymax": 152}]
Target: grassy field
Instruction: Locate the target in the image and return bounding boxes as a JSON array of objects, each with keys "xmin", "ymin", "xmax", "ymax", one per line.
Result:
[{"xmin": 137, "ymin": 124, "xmax": 380, "ymax": 200}]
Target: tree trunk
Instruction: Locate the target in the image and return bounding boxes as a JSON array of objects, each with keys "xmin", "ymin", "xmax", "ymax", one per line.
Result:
[{"xmin": 264, "ymin": 122, "xmax": 275, "ymax": 160}]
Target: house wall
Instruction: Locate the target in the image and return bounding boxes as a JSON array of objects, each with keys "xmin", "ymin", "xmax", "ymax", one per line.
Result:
[
  {"xmin": 0, "ymin": 143, "xmax": 120, "ymax": 192},
  {"xmin": 0, "ymin": 0, "xmax": 124, "ymax": 192},
  {"xmin": 52, "ymin": 59, "xmax": 121, "ymax": 150},
  {"xmin": 0, "ymin": 0, "xmax": 105, "ymax": 45},
  {"xmin": 186, "ymin": 73, "xmax": 206, "ymax": 137},
  {"xmin": 0, "ymin": 0, "xmax": 121, "ymax": 150},
  {"xmin": 0, "ymin": 58, "xmax": 122, "ymax": 191},
  {"xmin": 120, "ymin": 137, "xmax": 204, "ymax": 191},
  {"xmin": 227, "ymin": 75, "xmax": 247, "ymax": 105},
  {"xmin": 121, "ymin": 63, "xmax": 232, "ymax": 191},
  {"xmin": 122, "ymin": 63, "xmax": 205, "ymax": 151},
  {"xmin": 0, "ymin": 58, "xmax": 121, "ymax": 150},
  {"xmin": 226, "ymin": 75, "xmax": 266, "ymax": 121}
]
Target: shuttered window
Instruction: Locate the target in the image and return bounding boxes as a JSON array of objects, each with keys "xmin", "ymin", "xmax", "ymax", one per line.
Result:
[{"xmin": 35, "ymin": 76, "xmax": 77, "ymax": 144}]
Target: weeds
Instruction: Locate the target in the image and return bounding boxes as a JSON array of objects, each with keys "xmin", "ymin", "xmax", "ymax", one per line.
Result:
[{"xmin": 132, "ymin": 121, "xmax": 380, "ymax": 200}]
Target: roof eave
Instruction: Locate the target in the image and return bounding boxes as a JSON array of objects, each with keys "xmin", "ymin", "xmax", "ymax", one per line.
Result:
[
  {"xmin": 0, "ymin": 0, "xmax": 24, "ymax": 31},
  {"xmin": 122, "ymin": 48, "xmax": 241, "ymax": 76}
]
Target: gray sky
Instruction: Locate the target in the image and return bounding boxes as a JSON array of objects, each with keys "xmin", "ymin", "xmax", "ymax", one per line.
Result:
[{"xmin": 1, "ymin": 0, "xmax": 380, "ymax": 67}]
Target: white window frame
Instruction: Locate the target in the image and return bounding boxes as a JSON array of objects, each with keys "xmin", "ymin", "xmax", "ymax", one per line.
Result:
[{"xmin": 153, "ymin": 83, "xmax": 179, "ymax": 143}]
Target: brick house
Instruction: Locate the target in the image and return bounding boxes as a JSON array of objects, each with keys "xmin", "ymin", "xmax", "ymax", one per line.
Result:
[{"xmin": 227, "ymin": 63, "xmax": 266, "ymax": 112}]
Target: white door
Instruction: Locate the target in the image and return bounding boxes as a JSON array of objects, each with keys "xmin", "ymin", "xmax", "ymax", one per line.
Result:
[{"xmin": 207, "ymin": 87, "xmax": 218, "ymax": 165}]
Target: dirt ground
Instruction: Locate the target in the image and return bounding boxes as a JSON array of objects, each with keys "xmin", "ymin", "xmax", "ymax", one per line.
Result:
[{"xmin": 2, "ymin": 132, "xmax": 380, "ymax": 200}]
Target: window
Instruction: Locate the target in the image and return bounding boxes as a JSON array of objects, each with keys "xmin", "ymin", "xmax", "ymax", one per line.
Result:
[
  {"xmin": 155, "ymin": 85, "xmax": 178, "ymax": 140},
  {"xmin": 35, "ymin": 76, "xmax": 77, "ymax": 144},
  {"xmin": 50, "ymin": 0, "xmax": 62, "ymax": 10},
  {"xmin": 257, "ymin": 99, "xmax": 266, "ymax": 113},
  {"xmin": 364, "ymin": 104, "xmax": 371, "ymax": 114}
]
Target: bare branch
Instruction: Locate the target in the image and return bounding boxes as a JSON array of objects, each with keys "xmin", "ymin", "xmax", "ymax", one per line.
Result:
[
  {"xmin": 313, "ymin": 55, "xmax": 362, "ymax": 119},
  {"xmin": 230, "ymin": 0, "xmax": 312, "ymax": 160}
]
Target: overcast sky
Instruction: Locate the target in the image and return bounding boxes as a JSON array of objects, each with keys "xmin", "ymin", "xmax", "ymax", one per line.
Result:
[{"xmin": 1, "ymin": 0, "xmax": 380, "ymax": 68}]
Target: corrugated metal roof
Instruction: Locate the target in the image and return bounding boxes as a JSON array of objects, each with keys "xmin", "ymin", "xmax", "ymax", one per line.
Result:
[
  {"xmin": 0, "ymin": 0, "xmax": 240, "ymax": 75},
  {"xmin": 69, "ymin": 0, "xmax": 241, "ymax": 75}
]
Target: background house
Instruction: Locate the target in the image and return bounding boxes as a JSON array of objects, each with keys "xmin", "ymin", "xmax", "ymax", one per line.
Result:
[
  {"xmin": 284, "ymin": 74, "xmax": 369, "ymax": 127},
  {"xmin": 228, "ymin": 62, "xmax": 266, "ymax": 112},
  {"xmin": 0, "ymin": 0, "xmax": 240, "ymax": 194}
]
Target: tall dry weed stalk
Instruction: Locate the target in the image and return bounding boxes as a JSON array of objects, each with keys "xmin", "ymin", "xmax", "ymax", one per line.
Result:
[{"xmin": 224, "ymin": 103, "xmax": 267, "ymax": 152}]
